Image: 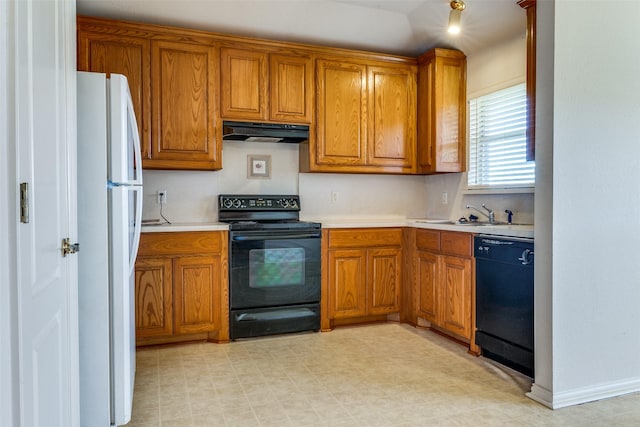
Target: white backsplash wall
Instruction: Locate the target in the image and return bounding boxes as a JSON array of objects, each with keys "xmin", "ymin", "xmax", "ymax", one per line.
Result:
[
  {"xmin": 424, "ymin": 173, "xmax": 534, "ymax": 224},
  {"xmin": 298, "ymin": 173, "xmax": 427, "ymax": 220},
  {"xmin": 142, "ymin": 141, "xmax": 300, "ymax": 222}
]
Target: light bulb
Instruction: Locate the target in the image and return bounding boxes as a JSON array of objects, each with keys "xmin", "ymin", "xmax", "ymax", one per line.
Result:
[{"xmin": 448, "ymin": 9, "xmax": 462, "ymax": 34}]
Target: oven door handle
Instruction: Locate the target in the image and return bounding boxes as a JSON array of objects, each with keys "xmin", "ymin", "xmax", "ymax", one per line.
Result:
[{"xmin": 232, "ymin": 232, "xmax": 321, "ymax": 241}]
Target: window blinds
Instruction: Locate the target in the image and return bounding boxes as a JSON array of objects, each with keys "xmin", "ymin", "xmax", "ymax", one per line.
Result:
[{"xmin": 468, "ymin": 83, "xmax": 534, "ymax": 188}]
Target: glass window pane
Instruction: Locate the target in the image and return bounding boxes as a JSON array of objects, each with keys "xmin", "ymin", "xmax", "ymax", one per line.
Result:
[{"xmin": 468, "ymin": 83, "xmax": 535, "ymax": 188}]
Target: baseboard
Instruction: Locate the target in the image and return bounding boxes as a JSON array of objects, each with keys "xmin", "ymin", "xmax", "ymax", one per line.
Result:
[
  {"xmin": 528, "ymin": 377, "xmax": 640, "ymax": 409},
  {"xmin": 527, "ymin": 384, "xmax": 553, "ymax": 408}
]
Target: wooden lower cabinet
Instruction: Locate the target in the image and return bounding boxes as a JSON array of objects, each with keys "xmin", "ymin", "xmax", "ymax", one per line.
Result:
[
  {"xmin": 135, "ymin": 257, "xmax": 173, "ymax": 338},
  {"xmin": 134, "ymin": 231, "xmax": 229, "ymax": 346},
  {"xmin": 440, "ymin": 255, "xmax": 472, "ymax": 338},
  {"xmin": 328, "ymin": 249, "xmax": 367, "ymax": 319},
  {"xmin": 324, "ymin": 228, "xmax": 402, "ymax": 328},
  {"xmin": 416, "ymin": 250, "xmax": 438, "ymax": 323},
  {"xmin": 414, "ymin": 229, "xmax": 474, "ymax": 342},
  {"xmin": 174, "ymin": 255, "xmax": 219, "ymax": 335},
  {"xmin": 369, "ymin": 248, "xmax": 403, "ymax": 315}
]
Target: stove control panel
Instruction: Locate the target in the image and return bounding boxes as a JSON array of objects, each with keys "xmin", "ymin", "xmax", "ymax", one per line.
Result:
[{"xmin": 219, "ymin": 195, "xmax": 300, "ymax": 211}]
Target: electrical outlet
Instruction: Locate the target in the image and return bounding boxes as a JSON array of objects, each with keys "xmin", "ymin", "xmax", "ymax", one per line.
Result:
[
  {"xmin": 331, "ymin": 191, "xmax": 339, "ymax": 203},
  {"xmin": 157, "ymin": 190, "xmax": 167, "ymax": 205},
  {"xmin": 441, "ymin": 192, "xmax": 448, "ymax": 205}
]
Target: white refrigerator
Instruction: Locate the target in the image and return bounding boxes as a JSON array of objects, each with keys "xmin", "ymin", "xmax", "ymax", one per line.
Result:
[{"xmin": 77, "ymin": 71, "xmax": 143, "ymax": 426}]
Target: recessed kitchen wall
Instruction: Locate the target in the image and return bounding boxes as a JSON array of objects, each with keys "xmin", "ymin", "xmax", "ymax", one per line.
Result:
[
  {"xmin": 298, "ymin": 172, "xmax": 427, "ymax": 220},
  {"xmin": 141, "ymin": 141, "xmax": 299, "ymax": 222}
]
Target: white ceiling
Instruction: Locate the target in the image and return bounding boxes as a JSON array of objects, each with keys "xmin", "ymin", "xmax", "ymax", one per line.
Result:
[{"xmin": 76, "ymin": 0, "xmax": 526, "ymax": 57}]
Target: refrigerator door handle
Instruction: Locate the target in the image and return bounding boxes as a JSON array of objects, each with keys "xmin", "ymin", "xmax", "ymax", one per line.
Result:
[
  {"xmin": 126, "ymin": 90, "xmax": 143, "ymax": 186},
  {"xmin": 129, "ymin": 186, "xmax": 143, "ymax": 275}
]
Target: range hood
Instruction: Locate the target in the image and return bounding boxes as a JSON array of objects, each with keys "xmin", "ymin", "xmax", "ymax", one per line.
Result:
[{"xmin": 222, "ymin": 121, "xmax": 309, "ymax": 143}]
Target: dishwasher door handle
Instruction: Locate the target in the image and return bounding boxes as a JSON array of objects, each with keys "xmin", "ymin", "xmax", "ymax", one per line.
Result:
[{"xmin": 518, "ymin": 249, "xmax": 534, "ymax": 265}]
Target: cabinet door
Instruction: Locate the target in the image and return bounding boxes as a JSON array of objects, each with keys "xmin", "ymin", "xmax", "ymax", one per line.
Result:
[
  {"xmin": 368, "ymin": 247, "xmax": 402, "ymax": 315},
  {"xmin": 220, "ymin": 47, "xmax": 268, "ymax": 120},
  {"xmin": 77, "ymin": 30, "xmax": 151, "ymax": 161},
  {"xmin": 269, "ymin": 53, "xmax": 313, "ymax": 123},
  {"xmin": 151, "ymin": 40, "xmax": 220, "ymax": 170},
  {"xmin": 328, "ymin": 249, "xmax": 367, "ymax": 319},
  {"xmin": 417, "ymin": 49, "xmax": 466, "ymax": 174},
  {"xmin": 174, "ymin": 255, "xmax": 220, "ymax": 334},
  {"xmin": 134, "ymin": 257, "xmax": 173, "ymax": 339},
  {"xmin": 367, "ymin": 65, "xmax": 416, "ymax": 172},
  {"xmin": 416, "ymin": 251, "xmax": 439, "ymax": 323},
  {"xmin": 440, "ymin": 255, "xmax": 472, "ymax": 339},
  {"xmin": 315, "ymin": 59, "xmax": 368, "ymax": 168}
]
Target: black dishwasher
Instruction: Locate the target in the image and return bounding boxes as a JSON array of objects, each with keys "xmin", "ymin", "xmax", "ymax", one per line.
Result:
[{"xmin": 475, "ymin": 235, "xmax": 534, "ymax": 377}]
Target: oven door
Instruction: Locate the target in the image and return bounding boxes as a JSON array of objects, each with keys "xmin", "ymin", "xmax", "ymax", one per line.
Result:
[{"xmin": 230, "ymin": 229, "xmax": 321, "ymax": 309}]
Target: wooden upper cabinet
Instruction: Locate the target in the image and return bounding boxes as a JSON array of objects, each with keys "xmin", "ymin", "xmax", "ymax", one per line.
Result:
[
  {"xmin": 150, "ymin": 40, "xmax": 221, "ymax": 170},
  {"xmin": 77, "ymin": 28, "xmax": 151, "ymax": 161},
  {"xmin": 416, "ymin": 48, "xmax": 466, "ymax": 174},
  {"xmin": 367, "ymin": 65, "xmax": 416, "ymax": 171},
  {"xmin": 220, "ymin": 47, "xmax": 312, "ymax": 123},
  {"xmin": 220, "ymin": 47, "xmax": 268, "ymax": 120},
  {"xmin": 77, "ymin": 17, "xmax": 222, "ymax": 171},
  {"xmin": 315, "ymin": 59, "xmax": 368, "ymax": 168},
  {"xmin": 269, "ymin": 53, "xmax": 313, "ymax": 123},
  {"xmin": 518, "ymin": 0, "xmax": 536, "ymax": 161},
  {"xmin": 305, "ymin": 57, "xmax": 417, "ymax": 174}
]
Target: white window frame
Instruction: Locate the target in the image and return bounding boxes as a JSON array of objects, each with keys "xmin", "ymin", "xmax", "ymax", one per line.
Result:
[{"xmin": 466, "ymin": 82, "xmax": 534, "ymax": 192}]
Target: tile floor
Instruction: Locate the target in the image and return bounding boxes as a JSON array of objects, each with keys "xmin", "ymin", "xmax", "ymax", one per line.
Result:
[{"xmin": 127, "ymin": 323, "xmax": 640, "ymax": 426}]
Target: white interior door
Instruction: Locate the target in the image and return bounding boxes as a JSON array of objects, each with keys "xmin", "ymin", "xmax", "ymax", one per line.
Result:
[{"xmin": 14, "ymin": 0, "xmax": 79, "ymax": 426}]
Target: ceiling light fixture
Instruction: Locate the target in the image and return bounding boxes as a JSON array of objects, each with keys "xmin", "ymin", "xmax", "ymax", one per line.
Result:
[{"xmin": 448, "ymin": 0, "xmax": 466, "ymax": 35}]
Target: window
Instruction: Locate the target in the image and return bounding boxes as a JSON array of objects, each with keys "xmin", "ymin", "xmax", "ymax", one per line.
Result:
[{"xmin": 468, "ymin": 83, "xmax": 534, "ymax": 188}]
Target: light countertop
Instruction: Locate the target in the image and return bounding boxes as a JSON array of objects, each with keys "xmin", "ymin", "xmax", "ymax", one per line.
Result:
[
  {"xmin": 407, "ymin": 219, "xmax": 534, "ymax": 239},
  {"xmin": 306, "ymin": 217, "xmax": 534, "ymax": 239},
  {"xmin": 140, "ymin": 218, "xmax": 533, "ymax": 239},
  {"xmin": 141, "ymin": 221, "xmax": 228, "ymax": 233}
]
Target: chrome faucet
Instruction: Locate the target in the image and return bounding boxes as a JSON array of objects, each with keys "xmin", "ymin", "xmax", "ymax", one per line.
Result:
[{"xmin": 466, "ymin": 204, "xmax": 496, "ymax": 223}]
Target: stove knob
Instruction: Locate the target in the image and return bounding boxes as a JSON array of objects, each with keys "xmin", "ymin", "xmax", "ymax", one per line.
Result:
[
  {"xmin": 281, "ymin": 199, "xmax": 289, "ymax": 208},
  {"xmin": 289, "ymin": 199, "xmax": 298, "ymax": 209},
  {"xmin": 233, "ymin": 199, "xmax": 241, "ymax": 208},
  {"xmin": 222, "ymin": 198, "xmax": 233, "ymax": 209}
]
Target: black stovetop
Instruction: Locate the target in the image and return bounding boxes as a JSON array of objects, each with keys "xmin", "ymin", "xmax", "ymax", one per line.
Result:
[{"xmin": 218, "ymin": 194, "xmax": 319, "ymax": 231}]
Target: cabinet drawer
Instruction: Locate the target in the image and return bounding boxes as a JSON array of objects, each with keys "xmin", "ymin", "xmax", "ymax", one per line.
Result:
[
  {"xmin": 416, "ymin": 229, "xmax": 440, "ymax": 251},
  {"xmin": 440, "ymin": 231, "xmax": 472, "ymax": 257},
  {"xmin": 138, "ymin": 231, "xmax": 223, "ymax": 256},
  {"xmin": 328, "ymin": 228, "xmax": 403, "ymax": 248}
]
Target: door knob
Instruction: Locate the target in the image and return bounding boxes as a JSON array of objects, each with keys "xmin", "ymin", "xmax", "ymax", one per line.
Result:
[{"xmin": 61, "ymin": 238, "xmax": 80, "ymax": 257}]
